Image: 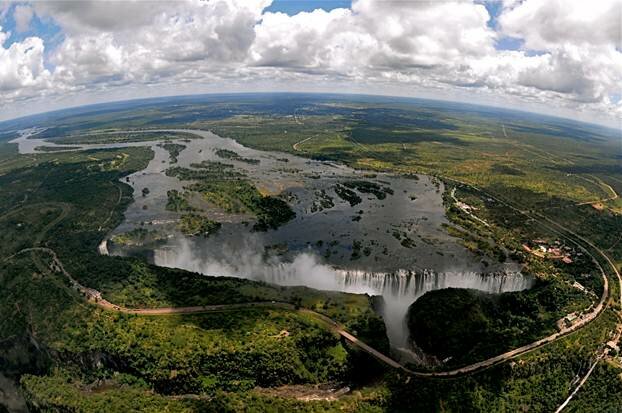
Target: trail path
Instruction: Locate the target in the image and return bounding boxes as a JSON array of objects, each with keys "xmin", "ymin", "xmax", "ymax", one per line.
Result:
[
  {"xmin": 576, "ymin": 175, "xmax": 619, "ymax": 206},
  {"xmin": 292, "ymin": 136, "xmax": 315, "ymax": 151},
  {"xmin": 98, "ymin": 182, "xmax": 123, "ymax": 231}
]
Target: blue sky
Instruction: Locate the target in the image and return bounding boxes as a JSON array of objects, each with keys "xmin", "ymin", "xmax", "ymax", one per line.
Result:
[
  {"xmin": 1, "ymin": 3, "xmax": 62, "ymax": 48},
  {"xmin": 1, "ymin": 2, "xmax": 63, "ymax": 72},
  {"xmin": 481, "ymin": 1, "xmax": 524, "ymax": 51},
  {"xmin": 265, "ymin": 0, "xmax": 351, "ymax": 15}
]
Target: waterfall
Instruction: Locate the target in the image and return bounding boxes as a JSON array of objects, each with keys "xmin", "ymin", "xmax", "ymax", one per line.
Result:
[
  {"xmin": 154, "ymin": 243, "xmax": 533, "ymax": 350},
  {"xmin": 334, "ymin": 268, "xmax": 533, "ymax": 347},
  {"xmin": 335, "ymin": 268, "xmax": 533, "ymax": 298}
]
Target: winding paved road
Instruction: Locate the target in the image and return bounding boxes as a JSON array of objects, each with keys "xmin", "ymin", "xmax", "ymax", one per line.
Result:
[{"xmin": 440, "ymin": 178, "xmax": 621, "ymax": 379}]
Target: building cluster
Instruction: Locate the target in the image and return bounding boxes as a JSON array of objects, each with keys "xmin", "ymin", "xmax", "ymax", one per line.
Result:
[
  {"xmin": 83, "ymin": 287, "xmax": 103, "ymax": 302},
  {"xmin": 455, "ymin": 200, "xmax": 475, "ymax": 213},
  {"xmin": 557, "ymin": 308, "xmax": 594, "ymax": 330},
  {"xmin": 522, "ymin": 239, "xmax": 575, "ymax": 264},
  {"xmin": 606, "ymin": 340, "xmax": 619, "ymax": 354},
  {"xmin": 559, "ymin": 312, "xmax": 579, "ymax": 329}
]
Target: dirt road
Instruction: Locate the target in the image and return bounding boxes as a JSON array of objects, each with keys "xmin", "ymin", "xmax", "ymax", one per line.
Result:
[
  {"xmin": 15, "ymin": 243, "xmax": 613, "ymax": 379},
  {"xmin": 292, "ymin": 136, "xmax": 315, "ymax": 151}
]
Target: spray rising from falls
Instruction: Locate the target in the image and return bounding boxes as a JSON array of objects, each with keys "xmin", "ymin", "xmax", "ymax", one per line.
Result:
[{"xmin": 154, "ymin": 238, "xmax": 533, "ymax": 348}]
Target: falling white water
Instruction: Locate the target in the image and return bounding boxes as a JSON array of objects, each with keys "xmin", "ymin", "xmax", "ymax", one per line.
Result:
[
  {"xmin": 336, "ymin": 268, "xmax": 533, "ymax": 346},
  {"xmin": 154, "ymin": 238, "xmax": 533, "ymax": 348}
]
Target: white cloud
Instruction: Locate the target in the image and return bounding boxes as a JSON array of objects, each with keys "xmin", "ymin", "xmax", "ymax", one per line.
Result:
[
  {"xmin": 0, "ymin": 27, "xmax": 52, "ymax": 98},
  {"xmin": 249, "ymin": 0, "xmax": 621, "ymax": 123},
  {"xmin": 516, "ymin": 45, "xmax": 622, "ymax": 103},
  {"xmin": 33, "ymin": 0, "xmax": 173, "ymax": 33},
  {"xmin": 252, "ymin": 1, "xmax": 496, "ymax": 72},
  {"xmin": 499, "ymin": 0, "xmax": 621, "ymax": 50},
  {"xmin": 50, "ymin": 0, "xmax": 270, "ymax": 87},
  {"xmin": 497, "ymin": 0, "xmax": 622, "ymax": 114},
  {"xmin": 0, "ymin": 0, "xmax": 620, "ymax": 126}
]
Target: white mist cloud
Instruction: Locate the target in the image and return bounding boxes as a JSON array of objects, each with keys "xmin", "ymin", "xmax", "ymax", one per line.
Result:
[
  {"xmin": 155, "ymin": 236, "xmax": 370, "ymax": 293},
  {"xmin": 153, "ymin": 235, "xmax": 532, "ymax": 347}
]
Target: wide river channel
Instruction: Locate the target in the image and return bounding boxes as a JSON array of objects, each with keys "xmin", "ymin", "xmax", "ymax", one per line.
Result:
[{"xmin": 12, "ymin": 127, "xmax": 533, "ymax": 355}]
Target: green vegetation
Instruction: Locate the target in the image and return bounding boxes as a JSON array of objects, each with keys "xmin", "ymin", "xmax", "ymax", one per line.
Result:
[
  {"xmin": 311, "ymin": 189, "xmax": 335, "ymax": 212},
  {"xmin": 351, "ymin": 240, "xmax": 362, "ymax": 260},
  {"xmin": 342, "ymin": 180, "xmax": 394, "ymax": 200},
  {"xmin": 399, "ymin": 236, "xmax": 416, "ymax": 249},
  {"xmin": 110, "ymin": 228, "xmax": 165, "ymax": 246},
  {"xmin": 178, "ymin": 213, "xmax": 221, "ymax": 236},
  {"xmin": 388, "ymin": 308, "xmax": 619, "ymax": 412},
  {"xmin": 0, "ymin": 140, "xmax": 387, "ymax": 412},
  {"xmin": 335, "ymin": 184, "xmax": 362, "ymax": 206},
  {"xmin": 250, "ymin": 195, "xmax": 296, "ymax": 231},
  {"xmin": 167, "ymin": 163, "xmax": 243, "ymax": 181},
  {"xmin": 167, "ymin": 165, "xmax": 295, "ymax": 231},
  {"xmin": 54, "ymin": 131, "xmax": 196, "ymax": 145},
  {"xmin": 206, "ymin": 113, "xmax": 347, "ymax": 155},
  {"xmin": 166, "ymin": 163, "xmax": 283, "ymax": 229},
  {"xmin": 158, "ymin": 142, "xmax": 186, "ymax": 163},
  {"xmin": 21, "ymin": 371, "xmax": 388, "ymax": 412},
  {"xmin": 565, "ymin": 361, "xmax": 622, "ymax": 412},
  {"xmin": 445, "ymin": 184, "xmax": 605, "ymax": 298},
  {"xmin": 21, "ymin": 372, "xmax": 209, "ymax": 413},
  {"xmin": 407, "ymin": 285, "xmax": 587, "ymax": 367},
  {"xmin": 166, "ymin": 190, "xmax": 194, "ymax": 212},
  {"xmin": 193, "ymin": 180, "xmax": 255, "ymax": 214},
  {"xmin": 34, "ymin": 145, "xmax": 77, "ymax": 152},
  {"xmin": 195, "ymin": 97, "xmax": 621, "ymax": 409},
  {"xmin": 2, "ymin": 255, "xmax": 360, "ymax": 395},
  {"xmin": 215, "ymin": 148, "xmax": 260, "ymax": 164},
  {"xmin": 200, "ymin": 98, "xmax": 619, "ymax": 221},
  {"xmin": 1, "ymin": 95, "xmax": 620, "ymax": 411}
]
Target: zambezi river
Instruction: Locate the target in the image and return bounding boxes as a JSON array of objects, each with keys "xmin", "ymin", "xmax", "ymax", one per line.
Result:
[{"xmin": 12, "ymin": 127, "xmax": 533, "ymax": 353}]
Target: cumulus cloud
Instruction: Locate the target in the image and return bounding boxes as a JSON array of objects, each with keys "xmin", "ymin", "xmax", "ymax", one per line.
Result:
[
  {"xmin": 33, "ymin": 0, "xmax": 173, "ymax": 33},
  {"xmin": 516, "ymin": 45, "xmax": 622, "ymax": 103},
  {"xmin": 0, "ymin": 27, "xmax": 52, "ymax": 98},
  {"xmin": 0, "ymin": 0, "xmax": 620, "ymax": 125},
  {"xmin": 49, "ymin": 0, "xmax": 269, "ymax": 88},
  {"xmin": 251, "ymin": 1, "xmax": 495, "ymax": 73},
  {"xmin": 497, "ymin": 0, "xmax": 622, "ymax": 107},
  {"xmin": 499, "ymin": 0, "xmax": 621, "ymax": 50}
]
